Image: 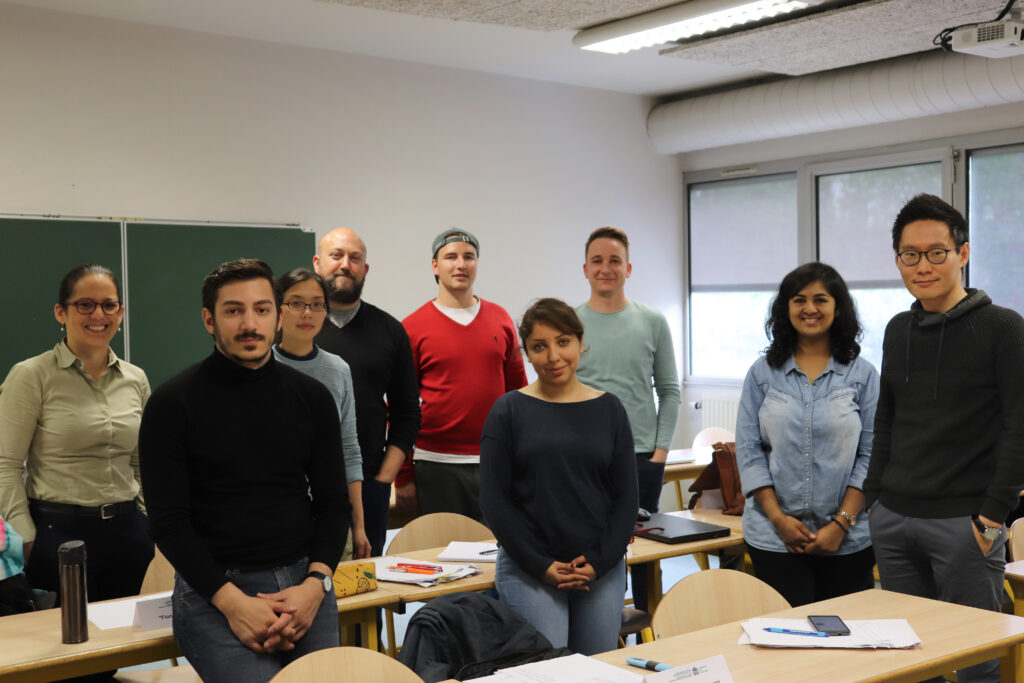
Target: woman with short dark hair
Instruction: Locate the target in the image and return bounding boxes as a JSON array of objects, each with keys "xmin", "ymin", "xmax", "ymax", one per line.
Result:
[{"xmin": 480, "ymin": 298, "xmax": 637, "ymax": 655}]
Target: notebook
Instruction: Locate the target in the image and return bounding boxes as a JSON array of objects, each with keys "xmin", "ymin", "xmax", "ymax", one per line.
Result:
[{"xmin": 635, "ymin": 512, "xmax": 730, "ymax": 545}]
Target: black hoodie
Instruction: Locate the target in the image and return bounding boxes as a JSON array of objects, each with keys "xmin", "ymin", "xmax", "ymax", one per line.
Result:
[{"xmin": 864, "ymin": 289, "xmax": 1024, "ymax": 522}]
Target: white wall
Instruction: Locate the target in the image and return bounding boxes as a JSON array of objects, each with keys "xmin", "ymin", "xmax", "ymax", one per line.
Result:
[{"xmin": 0, "ymin": 3, "xmax": 684, "ymax": 388}]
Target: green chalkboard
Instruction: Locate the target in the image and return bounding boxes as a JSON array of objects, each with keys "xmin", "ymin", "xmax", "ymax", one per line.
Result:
[
  {"xmin": 0, "ymin": 217, "xmax": 123, "ymax": 380},
  {"xmin": 125, "ymin": 222, "xmax": 315, "ymax": 388}
]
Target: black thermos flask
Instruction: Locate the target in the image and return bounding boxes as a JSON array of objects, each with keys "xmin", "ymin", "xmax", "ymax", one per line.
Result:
[{"xmin": 58, "ymin": 540, "xmax": 89, "ymax": 644}]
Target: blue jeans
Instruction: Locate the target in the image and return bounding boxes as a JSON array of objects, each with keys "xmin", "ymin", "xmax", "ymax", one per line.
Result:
[
  {"xmin": 172, "ymin": 557, "xmax": 339, "ymax": 683},
  {"xmin": 495, "ymin": 549, "xmax": 625, "ymax": 656}
]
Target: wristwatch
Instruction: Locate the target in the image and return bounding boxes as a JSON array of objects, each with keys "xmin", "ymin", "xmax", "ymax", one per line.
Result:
[
  {"xmin": 972, "ymin": 516, "xmax": 1002, "ymax": 542},
  {"xmin": 306, "ymin": 570, "xmax": 333, "ymax": 594}
]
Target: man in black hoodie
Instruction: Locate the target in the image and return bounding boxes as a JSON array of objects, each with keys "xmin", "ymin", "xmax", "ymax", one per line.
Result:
[{"xmin": 864, "ymin": 194, "xmax": 1024, "ymax": 683}]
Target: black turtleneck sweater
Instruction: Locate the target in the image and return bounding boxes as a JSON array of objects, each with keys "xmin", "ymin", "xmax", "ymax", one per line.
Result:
[
  {"xmin": 140, "ymin": 350, "xmax": 350, "ymax": 601},
  {"xmin": 864, "ymin": 289, "xmax": 1024, "ymax": 522}
]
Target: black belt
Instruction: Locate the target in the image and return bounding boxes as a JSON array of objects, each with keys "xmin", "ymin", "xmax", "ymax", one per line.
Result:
[{"xmin": 29, "ymin": 499, "xmax": 136, "ymax": 520}]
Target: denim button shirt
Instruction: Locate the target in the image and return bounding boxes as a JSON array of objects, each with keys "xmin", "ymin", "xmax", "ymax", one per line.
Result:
[{"xmin": 736, "ymin": 354, "xmax": 879, "ymax": 554}]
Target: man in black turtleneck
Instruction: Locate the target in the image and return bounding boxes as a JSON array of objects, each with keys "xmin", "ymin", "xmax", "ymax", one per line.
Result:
[
  {"xmin": 864, "ymin": 194, "xmax": 1024, "ymax": 683},
  {"xmin": 140, "ymin": 259, "xmax": 350, "ymax": 683}
]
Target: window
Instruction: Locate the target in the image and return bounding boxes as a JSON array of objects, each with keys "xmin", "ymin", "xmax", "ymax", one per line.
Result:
[
  {"xmin": 968, "ymin": 144, "xmax": 1024, "ymax": 314},
  {"xmin": 816, "ymin": 162, "xmax": 942, "ymax": 370},
  {"xmin": 688, "ymin": 174, "xmax": 798, "ymax": 378},
  {"xmin": 686, "ymin": 133, "xmax": 1024, "ymax": 384}
]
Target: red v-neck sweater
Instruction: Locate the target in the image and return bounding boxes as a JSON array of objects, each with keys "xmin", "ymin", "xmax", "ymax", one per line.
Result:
[{"xmin": 401, "ymin": 299, "xmax": 526, "ymax": 474}]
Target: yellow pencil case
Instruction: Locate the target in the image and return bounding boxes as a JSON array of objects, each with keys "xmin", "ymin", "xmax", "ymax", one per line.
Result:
[{"xmin": 332, "ymin": 561, "xmax": 377, "ymax": 598}]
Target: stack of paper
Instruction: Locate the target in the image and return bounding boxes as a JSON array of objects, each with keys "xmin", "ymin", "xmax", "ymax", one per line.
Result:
[
  {"xmin": 373, "ymin": 556, "xmax": 480, "ymax": 587},
  {"xmin": 740, "ymin": 618, "xmax": 921, "ymax": 649},
  {"xmin": 469, "ymin": 653, "xmax": 643, "ymax": 682},
  {"xmin": 436, "ymin": 541, "xmax": 499, "ymax": 562}
]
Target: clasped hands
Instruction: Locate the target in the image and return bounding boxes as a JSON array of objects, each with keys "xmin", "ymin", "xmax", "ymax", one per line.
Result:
[
  {"xmin": 543, "ymin": 555, "xmax": 597, "ymax": 591},
  {"xmin": 212, "ymin": 575, "xmax": 327, "ymax": 654},
  {"xmin": 772, "ymin": 515, "xmax": 844, "ymax": 554}
]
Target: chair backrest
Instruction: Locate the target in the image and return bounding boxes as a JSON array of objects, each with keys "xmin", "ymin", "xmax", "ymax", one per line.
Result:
[
  {"xmin": 386, "ymin": 513, "xmax": 492, "ymax": 556},
  {"xmin": 1010, "ymin": 517, "xmax": 1024, "ymax": 561},
  {"xmin": 139, "ymin": 547, "xmax": 176, "ymax": 594},
  {"xmin": 651, "ymin": 569, "xmax": 790, "ymax": 639},
  {"xmin": 691, "ymin": 427, "xmax": 735, "ymax": 449},
  {"xmin": 269, "ymin": 646, "xmax": 423, "ymax": 682}
]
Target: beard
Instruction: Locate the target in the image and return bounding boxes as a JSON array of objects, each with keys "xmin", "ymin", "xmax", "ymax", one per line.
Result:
[{"xmin": 325, "ymin": 270, "xmax": 365, "ymax": 305}]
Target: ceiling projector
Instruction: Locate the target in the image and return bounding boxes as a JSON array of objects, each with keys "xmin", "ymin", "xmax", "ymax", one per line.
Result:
[{"xmin": 951, "ymin": 15, "xmax": 1024, "ymax": 58}]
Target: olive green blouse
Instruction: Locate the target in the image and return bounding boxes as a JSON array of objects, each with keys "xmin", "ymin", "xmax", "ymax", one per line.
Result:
[{"xmin": 0, "ymin": 342, "xmax": 150, "ymax": 542}]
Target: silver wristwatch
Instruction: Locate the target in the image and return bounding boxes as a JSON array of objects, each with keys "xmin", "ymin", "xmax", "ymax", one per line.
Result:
[
  {"xmin": 306, "ymin": 570, "xmax": 332, "ymax": 594},
  {"xmin": 972, "ymin": 516, "xmax": 1001, "ymax": 542}
]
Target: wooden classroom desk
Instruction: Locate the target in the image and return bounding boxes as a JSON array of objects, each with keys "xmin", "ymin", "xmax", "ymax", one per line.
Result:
[
  {"xmin": 628, "ymin": 509, "xmax": 745, "ymax": 611},
  {"xmin": 1006, "ymin": 560, "xmax": 1024, "ymax": 617},
  {"xmin": 378, "ymin": 545, "xmax": 498, "ymax": 605},
  {"xmin": 595, "ymin": 588, "xmax": 1024, "ymax": 683},
  {"xmin": 0, "ymin": 587, "xmax": 402, "ymax": 682},
  {"xmin": 663, "ymin": 447, "xmax": 713, "ymax": 484}
]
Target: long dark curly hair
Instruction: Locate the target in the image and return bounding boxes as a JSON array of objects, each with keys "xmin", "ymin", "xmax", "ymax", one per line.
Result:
[{"xmin": 764, "ymin": 262, "xmax": 862, "ymax": 368}]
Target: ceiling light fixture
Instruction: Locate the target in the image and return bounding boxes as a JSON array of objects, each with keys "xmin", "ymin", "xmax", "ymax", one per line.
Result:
[{"xmin": 573, "ymin": 0, "xmax": 819, "ymax": 55}]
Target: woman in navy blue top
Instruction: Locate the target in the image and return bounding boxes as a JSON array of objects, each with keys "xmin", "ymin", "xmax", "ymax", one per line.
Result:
[
  {"xmin": 480, "ymin": 298, "xmax": 637, "ymax": 655},
  {"xmin": 736, "ymin": 262, "xmax": 879, "ymax": 607}
]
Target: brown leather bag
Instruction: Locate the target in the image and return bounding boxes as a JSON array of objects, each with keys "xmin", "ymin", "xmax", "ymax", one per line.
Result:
[{"xmin": 687, "ymin": 442, "xmax": 745, "ymax": 515}]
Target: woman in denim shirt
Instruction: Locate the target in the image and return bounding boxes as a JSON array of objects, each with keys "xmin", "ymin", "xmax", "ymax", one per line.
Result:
[{"xmin": 737, "ymin": 262, "xmax": 879, "ymax": 607}]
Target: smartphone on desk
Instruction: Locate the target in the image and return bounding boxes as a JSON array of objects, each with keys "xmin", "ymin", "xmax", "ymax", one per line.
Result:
[{"xmin": 808, "ymin": 615, "xmax": 850, "ymax": 636}]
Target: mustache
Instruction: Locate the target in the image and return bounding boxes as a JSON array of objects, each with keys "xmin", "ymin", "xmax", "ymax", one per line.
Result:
[{"xmin": 235, "ymin": 333, "xmax": 265, "ymax": 342}]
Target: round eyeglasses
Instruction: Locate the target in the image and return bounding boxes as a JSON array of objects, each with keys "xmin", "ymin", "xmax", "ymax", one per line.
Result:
[
  {"xmin": 284, "ymin": 300, "xmax": 327, "ymax": 313},
  {"xmin": 68, "ymin": 299, "xmax": 123, "ymax": 315},
  {"xmin": 896, "ymin": 248, "xmax": 955, "ymax": 267}
]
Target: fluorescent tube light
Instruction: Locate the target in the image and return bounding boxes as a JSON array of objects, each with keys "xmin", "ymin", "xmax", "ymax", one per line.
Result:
[{"xmin": 573, "ymin": 0, "xmax": 813, "ymax": 54}]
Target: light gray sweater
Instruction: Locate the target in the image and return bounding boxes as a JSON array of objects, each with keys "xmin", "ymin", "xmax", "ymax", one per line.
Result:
[{"xmin": 273, "ymin": 345, "xmax": 363, "ymax": 484}]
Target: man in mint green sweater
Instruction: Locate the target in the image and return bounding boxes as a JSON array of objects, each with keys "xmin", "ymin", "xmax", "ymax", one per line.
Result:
[{"xmin": 576, "ymin": 226, "xmax": 681, "ymax": 614}]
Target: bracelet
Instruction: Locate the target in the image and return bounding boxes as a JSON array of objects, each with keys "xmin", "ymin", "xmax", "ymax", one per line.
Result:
[
  {"xmin": 837, "ymin": 509, "xmax": 857, "ymax": 527},
  {"xmin": 832, "ymin": 518, "xmax": 849, "ymax": 534}
]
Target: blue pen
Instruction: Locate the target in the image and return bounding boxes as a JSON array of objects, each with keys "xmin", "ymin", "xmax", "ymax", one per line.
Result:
[
  {"xmin": 626, "ymin": 657, "xmax": 672, "ymax": 672},
  {"xmin": 764, "ymin": 627, "xmax": 830, "ymax": 637}
]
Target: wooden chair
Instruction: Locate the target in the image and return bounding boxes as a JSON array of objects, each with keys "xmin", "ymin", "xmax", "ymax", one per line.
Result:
[
  {"xmin": 269, "ymin": 646, "xmax": 423, "ymax": 682},
  {"xmin": 1009, "ymin": 517, "xmax": 1024, "ymax": 562},
  {"xmin": 384, "ymin": 513, "xmax": 493, "ymax": 657},
  {"xmin": 640, "ymin": 568, "xmax": 789, "ymax": 642},
  {"xmin": 115, "ymin": 549, "xmax": 202, "ymax": 683}
]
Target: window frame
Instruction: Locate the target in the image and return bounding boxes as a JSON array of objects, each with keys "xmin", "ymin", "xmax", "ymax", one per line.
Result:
[{"xmin": 682, "ymin": 128, "xmax": 1024, "ymax": 387}]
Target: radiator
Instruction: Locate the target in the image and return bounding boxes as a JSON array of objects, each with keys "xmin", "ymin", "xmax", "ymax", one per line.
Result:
[{"xmin": 697, "ymin": 393, "xmax": 740, "ymax": 434}]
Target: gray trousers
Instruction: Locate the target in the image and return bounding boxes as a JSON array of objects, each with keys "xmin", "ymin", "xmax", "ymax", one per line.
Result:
[{"xmin": 870, "ymin": 501, "xmax": 1007, "ymax": 683}]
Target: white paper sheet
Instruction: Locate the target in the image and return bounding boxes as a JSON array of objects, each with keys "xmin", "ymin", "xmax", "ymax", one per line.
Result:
[
  {"xmin": 739, "ymin": 618, "xmax": 921, "ymax": 649},
  {"xmin": 493, "ymin": 653, "xmax": 642, "ymax": 682},
  {"xmin": 373, "ymin": 556, "xmax": 480, "ymax": 586},
  {"xmin": 87, "ymin": 591, "xmax": 172, "ymax": 630},
  {"xmin": 436, "ymin": 541, "xmax": 499, "ymax": 563},
  {"xmin": 643, "ymin": 654, "xmax": 733, "ymax": 683}
]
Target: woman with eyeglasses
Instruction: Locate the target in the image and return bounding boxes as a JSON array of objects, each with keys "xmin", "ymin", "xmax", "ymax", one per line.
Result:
[
  {"xmin": 736, "ymin": 262, "xmax": 879, "ymax": 607},
  {"xmin": 0, "ymin": 264, "xmax": 154, "ymax": 609},
  {"xmin": 272, "ymin": 268, "xmax": 370, "ymax": 560}
]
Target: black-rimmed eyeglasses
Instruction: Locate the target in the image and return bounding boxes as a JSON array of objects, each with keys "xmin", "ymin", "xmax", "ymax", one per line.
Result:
[
  {"xmin": 284, "ymin": 301, "xmax": 327, "ymax": 313},
  {"xmin": 896, "ymin": 248, "xmax": 955, "ymax": 267},
  {"xmin": 68, "ymin": 299, "xmax": 123, "ymax": 315}
]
